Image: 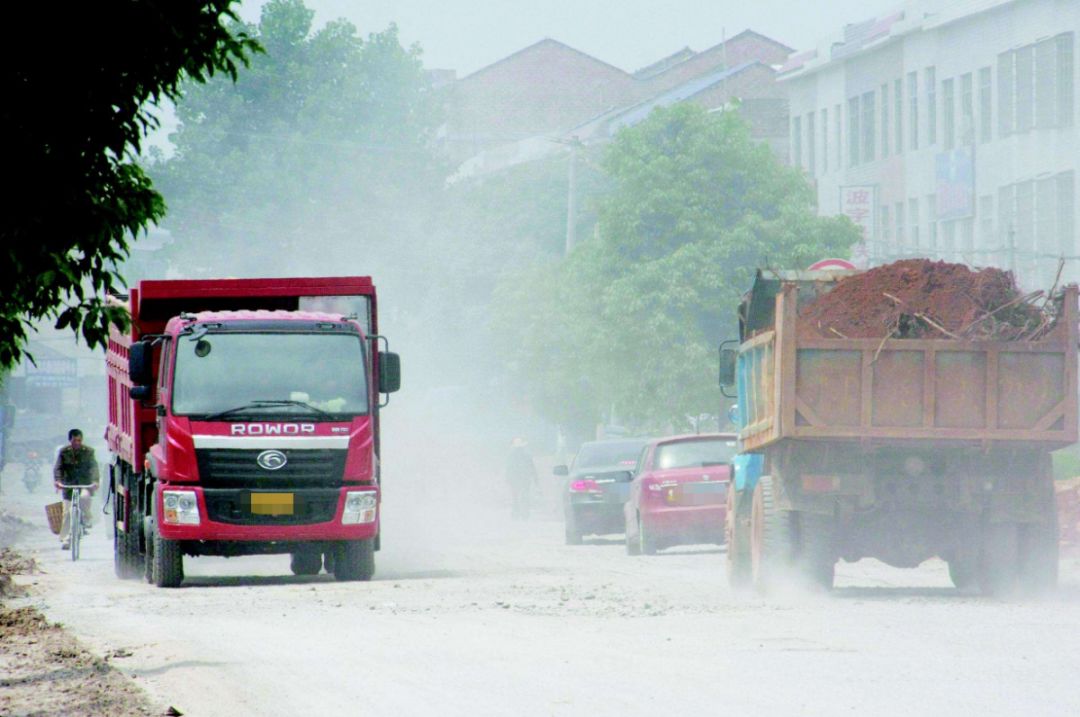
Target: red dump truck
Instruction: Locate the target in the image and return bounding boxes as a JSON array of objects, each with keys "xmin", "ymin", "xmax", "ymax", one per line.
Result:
[
  {"xmin": 106, "ymin": 277, "xmax": 400, "ymax": 587},
  {"xmin": 721, "ymin": 267, "xmax": 1077, "ymax": 595}
]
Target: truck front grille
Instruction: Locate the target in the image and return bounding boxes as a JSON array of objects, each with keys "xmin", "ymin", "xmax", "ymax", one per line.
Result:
[
  {"xmin": 195, "ymin": 449, "xmax": 346, "ymax": 488},
  {"xmin": 202, "ymin": 488, "xmax": 340, "ymax": 526}
]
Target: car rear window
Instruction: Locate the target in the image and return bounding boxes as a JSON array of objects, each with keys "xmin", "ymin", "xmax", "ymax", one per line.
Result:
[
  {"xmin": 574, "ymin": 441, "xmax": 647, "ymax": 469},
  {"xmin": 654, "ymin": 438, "xmax": 737, "ymax": 470}
]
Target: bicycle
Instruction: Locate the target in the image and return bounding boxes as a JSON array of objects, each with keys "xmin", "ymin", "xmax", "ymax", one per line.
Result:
[{"xmin": 56, "ymin": 483, "xmax": 92, "ymax": 561}]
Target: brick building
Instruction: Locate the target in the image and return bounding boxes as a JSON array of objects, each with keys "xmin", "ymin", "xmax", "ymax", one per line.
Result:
[{"xmin": 445, "ymin": 30, "xmax": 794, "ymax": 172}]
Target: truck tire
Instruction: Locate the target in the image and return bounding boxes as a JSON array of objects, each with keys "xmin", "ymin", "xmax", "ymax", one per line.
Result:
[
  {"xmin": 947, "ymin": 555, "xmax": 978, "ymax": 591},
  {"xmin": 751, "ymin": 476, "xmax": 792, "ymax": 594},
  {"xmin": 795, "ymin": 512, "xmax": 835, "ymax": 591},
  {"xmin": 1018, "ymin": 517, "xmax": 1058, "ymax": 594},
  {"xmin": 978, "ymin": 521, "xmax": 1019, "ymax": 597},
  {"xmin": 726, "ymin": 486, "xmax": 751, "ymax": 590},
  {"xmin": 113, "ymin": 520, "xmax": 140, "ymax": 580},
  {"xmin": 152, "ymin": 532, "xmax": 184, "ymax": 589},
  {"xmin": 638, "ymin": 515, "xmax": 657, "ymax": 555},
  {"xmin": 290, "ymin": 551, "xmax": 323, "ymax": 576},
  {"xmin": 333, "ymin": 539, "xmax": 375, "ymax": 581}
]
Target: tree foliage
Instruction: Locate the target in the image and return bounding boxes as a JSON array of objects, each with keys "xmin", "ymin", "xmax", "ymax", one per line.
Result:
[
  {"xmin": 495, "ymin": 104, "xmax": 860, "ymax": 433},
  {"xmin": 0, "ymin": 2, "xmax": 257, "ymax": 368},
  {"xmin": 153, "ymin": 0, "xmax": 442, "ymax": 278}
]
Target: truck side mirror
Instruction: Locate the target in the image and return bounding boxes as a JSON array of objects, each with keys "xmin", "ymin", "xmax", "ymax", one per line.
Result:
[
  {"xmin": 378, "ymin": 351, "xmax": 401, "ymax": 394},
  {"xmin": 129, "ymin": 341, "xmax": 153, "ymax": 387},
  {"xmin": 718, "ymin": 346, "xmax": 737, "ymax": 387}
]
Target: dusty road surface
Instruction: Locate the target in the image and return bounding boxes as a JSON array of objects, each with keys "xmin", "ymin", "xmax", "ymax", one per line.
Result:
[{"xmin": 4, "ymin": 476, "xmax": 1080, "ymax": 717}]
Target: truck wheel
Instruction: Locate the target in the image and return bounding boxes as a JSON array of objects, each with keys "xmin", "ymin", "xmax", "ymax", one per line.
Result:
[
  {"xmin": 1018, "ymin": 517, "xmax": 1058, "ymax": 594},
  {"xmin": 751, "ymin": 476, "xmax": 792, "ymax": 594},
  {"xmin": 152, "ymin": 532, "xmax": 184, "ymax": 589},
  {"xmin": 113, "ymin": 520, "xmax": 139, "ymax": 580},
  {"xmin": 947, "ymin": 557, "xmax": 978, "ymax": 591},
  {"xmin": 796, "ymin": 512, "xmax": 835, "ymax": 591},
  {"xmin": 638, "ymin": 515, "xmax": 657, "ymax": 555},
  {"xmin": 726, "ymin": 486, "xmax": 751, "ymax": 590},
  {"xmin": 333, "ymin": 539, "xmax": 375, "ymax": 581},
  {"xmin": 290, "ymin": 551, "xmax": 323, "ymax": 576},
  {"xmin": 978, "ymin": 521, "xmax": 1019, "ymax": 597}
]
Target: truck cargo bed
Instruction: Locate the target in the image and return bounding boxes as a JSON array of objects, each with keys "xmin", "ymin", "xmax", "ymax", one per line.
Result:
[{"xmin": 739, "ymin": 281, "xmax": 1078, "ymax": 451}]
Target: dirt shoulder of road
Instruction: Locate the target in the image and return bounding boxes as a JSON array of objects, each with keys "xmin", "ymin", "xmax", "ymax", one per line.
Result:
[{"xmin": 0, "ymin": 511, "xmax": 160, "ymax": 717}]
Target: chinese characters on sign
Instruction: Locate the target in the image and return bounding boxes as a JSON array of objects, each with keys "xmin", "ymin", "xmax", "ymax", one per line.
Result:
[{"xmin": 839, "ymin": 185, "xmax": 876, "ymax": 268}]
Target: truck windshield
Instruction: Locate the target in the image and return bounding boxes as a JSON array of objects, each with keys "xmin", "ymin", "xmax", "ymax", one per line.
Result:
[
  {"xmin": 172, "ymin": 332, "xmax": 368, "ymax": 418},
  {"xmin": 655, "ymin": 438, "xmax": 737, "ymax": 469}
]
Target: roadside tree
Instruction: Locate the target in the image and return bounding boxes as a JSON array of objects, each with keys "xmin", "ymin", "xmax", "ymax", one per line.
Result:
[
  {"xmin": 496, "ymin": 104, "xmax": 860, "ymax": 431},
  {"xmin": 0, "ymin": 2, "xmax": 257, "ymax": 368}
]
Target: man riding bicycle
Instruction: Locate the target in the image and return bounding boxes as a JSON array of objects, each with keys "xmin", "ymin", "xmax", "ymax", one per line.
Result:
[{"xmin": 54, "ymin": 428, "xmax": 98, "ymax": 550}]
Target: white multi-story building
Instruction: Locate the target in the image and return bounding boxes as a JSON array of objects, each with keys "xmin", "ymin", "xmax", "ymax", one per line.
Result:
[{"xmin": 781, "ymin": 0, "xmax": 1077, "ymax": 289}]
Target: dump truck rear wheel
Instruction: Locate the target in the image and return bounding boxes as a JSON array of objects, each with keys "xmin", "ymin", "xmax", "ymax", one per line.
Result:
[
  {"xmin": 751, "ymin": 476, "xmax": 791, "ymax": 594},
  {"xmin": 726, "ymin": 486, "xmax": 751, "ymax": 590},
  {"xmin": 1018, "ymin": 517, "xmax": 1058, "ymax": 593},
  {"xmin": 978, "ymin": 521, "xmax": 1019, "ymax": 596},
  {"xmin": 290, "ymin": 551, "xmax": 323, "ymax": 576},
  {"xmin": 795, "ymin": 512, "xmax": 835, "ymax": 591}
]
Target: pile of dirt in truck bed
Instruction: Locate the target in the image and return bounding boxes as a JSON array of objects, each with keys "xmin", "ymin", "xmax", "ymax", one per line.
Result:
[{"xmin": 798, "ymin": 259, "xmax": 1055, "ymax": 340}]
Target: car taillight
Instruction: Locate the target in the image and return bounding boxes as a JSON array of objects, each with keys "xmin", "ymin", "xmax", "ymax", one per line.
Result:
[{"xmin": 570, "ymin": 479, "xmax": 600, "ymax": 492}]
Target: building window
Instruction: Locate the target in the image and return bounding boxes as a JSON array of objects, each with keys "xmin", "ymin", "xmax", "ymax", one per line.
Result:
[
  {"xmin": 999, "ymin": 50, "xmax": 1015, "ymax": 136},
  {"xmin": 979, "ymin": 67, "xmax": 993, "ymax": 142},
  {"xmin": 910, "ymin": 198, "xmax": 920, "ymax": 250},
  {"xmin": 943, "ymin": 77, "xmax": 955, "ymax": 149},
  {"xmin": 960, "ymin": 218, "xmax": 975, "ymax": 255},
  {"xmin": 791, "ymin": 115, "xmax": 802, "ymax": 168},
  {"xmin": 1016, "ymin": 45, "xmax": 1035, "ymax": 132},
  {"xmin": 979, "ymin": 194, "xmax": 994, "ymax": 253},
  {"xmin": 881, "ymin": 84, "xmax": 890, "ymax": 158},
  {"xmin": 1015, "ymin": 179, "xmax": 1035, "ymax": 259},
  {"xmin": 999, "ymin": 184, "xmax": 1016, "ymax": 268},
  {"xmin": 941, "ymin": 220, "xmax": 956, "ymax": 257},
  {"xmin": 908, "ymin": 71, "xmax": 919, "ymax": 150},
  {"xmin": 895, "ymin": 201, "xmax": 905, "ymax": 252},
  {"xmin": 926, "ymin": 67, "xmax": 937, "ymax": 145},
  {"xmin": 895, "ymin": 79, "xmax": 904, "ymax": 154},
  {"xmin": 1036, "ymin": 37, "xmax": 1057, "ymax": 129},
  {"xmin": 1058, "ymin": 33, "xmax": 1075, "ymax": 127},
  {"xmin": 960, "ymin": 73, "xmax": 974, "ymax": 145},
  {"xmin": 881, "ymin": 204, "xmax": 891, "ymax": 251},
  {"xmin": 821, "ymin": 108, "xmax": 828, "ymax": 173},
  {"xmin": 862, "ymin": 91, "xmax": 876, "ymax": 162},
  {"xmin": 1036, "ymin": 175, "xmax": 1057, "ymax": 256},
  {"xmin": 927, "ymin": 194, "xmax": 937, "ymax": 252},
  {"xmin": 835, "ymin": 104, "xmax": 842, "ymax": 168},
  {"xmin": 807, "ymin": 112, "xmax": 816, "ymax": 176},
  {"xmin": 1060, "ymin": 172, "xmax": 1076, "ymax": 256},
  {"xmin": 848, "ymin": 96, "xmax": 861, "ymax": 166}
]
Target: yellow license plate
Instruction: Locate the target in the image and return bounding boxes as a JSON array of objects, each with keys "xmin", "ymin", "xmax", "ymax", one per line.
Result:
[{"xmin": 251, "ymin": 493, "xmax": 294, "ymax": 516}]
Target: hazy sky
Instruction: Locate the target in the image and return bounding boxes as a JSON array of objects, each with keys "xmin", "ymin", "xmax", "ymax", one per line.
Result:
[{"xmin": 239, "ymin": 0, "xmax": 903, "ymax": 76}]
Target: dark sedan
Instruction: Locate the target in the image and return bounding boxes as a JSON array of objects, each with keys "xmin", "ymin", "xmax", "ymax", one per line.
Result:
[{"xmin": 555, "ymin": 438, "xmax": 648, "ymax": 544}]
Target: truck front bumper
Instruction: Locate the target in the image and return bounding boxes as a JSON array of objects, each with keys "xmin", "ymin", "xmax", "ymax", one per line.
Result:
[{"xmin": 156, "ymin": 485, "xmax": 379, "ymax": 542}]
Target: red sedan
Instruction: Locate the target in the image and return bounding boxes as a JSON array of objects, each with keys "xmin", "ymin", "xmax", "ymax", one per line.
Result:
[{"xmin": 624, "ymin": 434, "xmax": 736, "ymax": 555}]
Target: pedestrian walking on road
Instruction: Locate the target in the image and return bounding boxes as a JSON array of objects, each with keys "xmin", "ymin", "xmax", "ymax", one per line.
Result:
[
  {"xmin": 54, "ymin": 428, "xmax": 98, "ymax": 550},
  {"xmin": 506, "ymin": 437, "xmax": 538, "ymax": 520}
]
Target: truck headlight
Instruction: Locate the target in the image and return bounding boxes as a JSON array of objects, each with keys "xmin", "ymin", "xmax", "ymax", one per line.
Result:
[
  {"xmin": 342, "ymin": 491, "xmax": 378, "ymax": 525},
  {"xmin": 163, "ymin": 490, "xmax": 201, "ymax": 525}
]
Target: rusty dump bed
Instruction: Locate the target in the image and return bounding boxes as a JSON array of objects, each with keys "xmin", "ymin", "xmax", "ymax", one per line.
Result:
[{"xmin": 738, "ymin": 271, "xmax": 1079, "ymax": 452}]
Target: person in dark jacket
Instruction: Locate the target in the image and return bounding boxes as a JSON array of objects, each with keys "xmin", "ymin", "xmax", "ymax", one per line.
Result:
[
  {"xmin": 53, "ymin": 428, "xmax": 99, "ymax": 549},
  {"xmin": 505, "ymin": 437, "xmax": 538, "ymax": 520}
]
